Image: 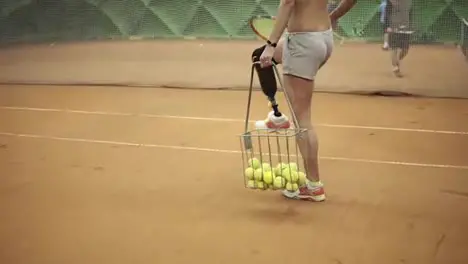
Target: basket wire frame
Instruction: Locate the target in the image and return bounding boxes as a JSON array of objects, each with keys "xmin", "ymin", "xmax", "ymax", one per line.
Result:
[{"xmin": 239, "ymin": 62, "xmax": 308, "ymax": 189}]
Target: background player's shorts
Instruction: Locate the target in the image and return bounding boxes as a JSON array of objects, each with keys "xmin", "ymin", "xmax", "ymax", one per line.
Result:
[
  {"xmin": 389, "ymin": 32, "xmax": 411, "ymax": 49},
  {"xmin": 282, "ymin": 30, "xmax": 334, "ymax": 81}
]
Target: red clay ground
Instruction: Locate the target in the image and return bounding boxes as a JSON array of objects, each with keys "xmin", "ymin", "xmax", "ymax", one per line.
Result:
[
  {"xmin": 1, "ymin": 40, "xmax": 467, "ymax": 98},
  {"xmin": 1, "ymin": 85, "xmax": 468, "ymax": 264}
]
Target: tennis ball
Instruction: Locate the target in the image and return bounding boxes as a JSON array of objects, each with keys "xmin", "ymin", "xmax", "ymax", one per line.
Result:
[
  {"xmin": 253, "ymin": 168, "xmax": 263, "ymax": 181},
  {"xmin": 288, "ymin": 162, "xmax": 299, "ymax": 171},
  {"xmin": 255, "ymin": 181, "xmax": 266, "ymax": 190},
  {"xmin": 282, "ymin": 169, "xmax": 299, "ymax": 183},
  {"xmin": 276, "ymin": 163, "xmax": 288, "ymax": 171},
  {"xmin": 286, "ymin": 182, "xmax": 299, "ymax": 191},
  {"xmin": 280, "ymin": 164, "xmax": 298, "ymax": 173},
  {"xmin": 274, "ymin": 167, "xmax": 282, "ymax": 176},
  {"xmin": 273, "ymin": 177, "xmax": 286, "ymax": 189},
  {"xmin": 297, "ymin": 171, "xmax": 307, "ymax": 186},
  {"xmin": 261, "ymin": 163, "xmax": 272, "ymax": 172},
  {"xmin": 244, "ymin": 167, "xmax": 255, "ymax": 180},
  {"xmin": 275, "ymin": 163, "xmax": 287, "ymax": 176},
  {"xmin": 248, "ymin": 158, "xmax": 261, "ymax": 169},
  {"xmin": 263, "ymin": 171, "xmax": 274, "ymax": 184},
  {"xmin": 246, "ymin": 180, "xmax": 256, "ymax": 189}
]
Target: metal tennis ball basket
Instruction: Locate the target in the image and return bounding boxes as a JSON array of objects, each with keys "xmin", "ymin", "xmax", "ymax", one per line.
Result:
[{"xmin": 239, "ymin": 62, "xmax": 308, "ymax": 192}]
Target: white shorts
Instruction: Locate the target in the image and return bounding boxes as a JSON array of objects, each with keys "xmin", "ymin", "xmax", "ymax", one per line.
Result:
[{"xmin": 282, "ymin": 29, "xmax": 334, "ymax": 80}]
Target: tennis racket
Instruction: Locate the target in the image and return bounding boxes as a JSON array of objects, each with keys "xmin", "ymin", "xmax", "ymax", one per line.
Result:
[
  {"xmin": 249, "ymin": 15, "xmax": 276, "ymax": 41},
  {"xmin": 248, "ymin": 15, "xmax": 345, "ymax": 44}
]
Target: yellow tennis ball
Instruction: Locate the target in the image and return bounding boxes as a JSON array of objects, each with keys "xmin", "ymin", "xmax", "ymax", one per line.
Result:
[
  {"xmin": 286, "ymin": 182, "xmax": 299, "ymax": 191},
  {"xmin": 246, "ymin": 180, "xmax": 256, "ymax": 189},
  {"xmin": 288, "ymin": 162, "xmax": 299, "ymax": 171},
  {"xmin": 276, "ymin": 163, "xmax": 288, "ymax": 171},
  {"xmin": 253, "ymin": 168, "xmax": 263, "ymax": 181},
  {"xmin": 255, "ymin": 181, "xmax": 266, "ymax": 190},
  {"xmin": 282, "ymin": 169, "xmax": 299, "ymax": 183},
  {"xmin": 297, "ymin": 171, "xmax": 307, "ymax": 186},
  {"xmin": 275, "ymin": 163, "xmax": 287, "ymax": 176},
  {"xmin": 244, "ymin": 167, "xmax": 255, "ymax": 180},
  {"xmin": 280, "ymin": 164, "xmax": 297, "ymax": 173},
  {"xmin": 274, "ymin": 167, "xmax": 282, "ymax": 176},
  {"xmin": 263, "ymin": 171, "xmax": 274, "ymax": 184},
  {"xmin": 248, "ymin": 158, "xmax": 261, "ymax": 169},
  {"xmin": 273, "ymin": 176, "xmax": 286, "ymax": 189},
  {"xmin": 261, "ymin": 163, "xmax": 272, "ymax": 172}
]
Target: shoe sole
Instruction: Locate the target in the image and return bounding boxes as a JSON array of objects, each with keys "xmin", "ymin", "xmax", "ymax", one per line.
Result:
[
  {"xmin": 266, "ymin": 124, "xmax": 291, "ymax": 129},
  {"xmin": 265, "ymin": 128, "xmax": 293, "ymax": 134},
  {"xmin": 255, "ymin": 123, "xmax": 291, "ymax": 132},
  {"xmin": 282, "ymin": 192, "xmax": 326, "ymax": 202},
  {"xmin": 393, "ymin": 71, "xmax": 403, "ymax": 78}
]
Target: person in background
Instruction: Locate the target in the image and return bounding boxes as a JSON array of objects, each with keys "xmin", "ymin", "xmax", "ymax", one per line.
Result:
[
  {"xmin": 328, "ymin": 0, "xmax": 339, "ymax": 13},
  {"xmin": 380, "ymin": 0, "xmax": 389, "ymax": 50},
  {"xmin": 387, "ymin": 0, "xmax": 413, "ymax": 77}
]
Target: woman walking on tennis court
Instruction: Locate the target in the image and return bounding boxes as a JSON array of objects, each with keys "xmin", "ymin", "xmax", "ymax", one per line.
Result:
[{"xmin": 250, "ymin": 0, "xmax": 357, "ymax": 201}]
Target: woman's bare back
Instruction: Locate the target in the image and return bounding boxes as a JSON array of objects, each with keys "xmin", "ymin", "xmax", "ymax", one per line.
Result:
[{"xmin": 288, "ymin": 0, "xmax": 331, "ymax": 32}]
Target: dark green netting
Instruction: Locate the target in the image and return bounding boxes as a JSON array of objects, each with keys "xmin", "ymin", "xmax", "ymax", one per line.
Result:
[{"xmin": 0, "ymin": 0, "xmax": 466, "ymax": 44}]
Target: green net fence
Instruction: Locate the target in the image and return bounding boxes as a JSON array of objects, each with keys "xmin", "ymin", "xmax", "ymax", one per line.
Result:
[
  {"xmin": 0, "ymin": 0, "xmax": 466, "ymax": 44},
  {"xmin": 462, "ymin": 18, "xmax": 468, "ymax": 58}
]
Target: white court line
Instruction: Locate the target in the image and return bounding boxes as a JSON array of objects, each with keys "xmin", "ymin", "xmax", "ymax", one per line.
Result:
[
  {"xmin": 1, "ymin": 106, "xmax": 468, "ymax": 135},
  {"xmin": 1, "ymin": 131, "xmax": 467, "ymax": 170}
]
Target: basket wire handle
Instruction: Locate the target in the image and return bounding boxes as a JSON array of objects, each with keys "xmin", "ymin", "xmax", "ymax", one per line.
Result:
[{"xmin": 244, "ymin": 62, "xmax": 300, "ymax": 133}]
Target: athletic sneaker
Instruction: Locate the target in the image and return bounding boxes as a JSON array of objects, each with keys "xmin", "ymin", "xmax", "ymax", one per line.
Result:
[
  {"xmin": 282, "ymin": 181, "xmax": 326, "ymax": 202},
  {"xmin": 255, "ymin": 111, "xmax": 291, "ymax": 130},
  {"xmin": 392, "ymin": 66, "xmax": 403, "ymax": 78},
  {"xmin": 382, "ymin": 43, "xmax": 389, "ymax": 50}
]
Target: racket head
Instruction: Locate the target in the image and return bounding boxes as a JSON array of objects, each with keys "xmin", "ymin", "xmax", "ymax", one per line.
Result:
[{"xmin": 249, "ymin": 15, "xmax": 276, "ymax": 41}]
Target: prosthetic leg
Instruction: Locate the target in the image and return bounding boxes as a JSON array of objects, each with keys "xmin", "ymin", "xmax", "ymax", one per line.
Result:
[{"xmin": 251, "ymin": 45, "xmax": 291, "ymax": 129}]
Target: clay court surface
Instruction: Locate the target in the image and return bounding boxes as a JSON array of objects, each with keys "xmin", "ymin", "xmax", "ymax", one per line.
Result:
[
  {"xmin": 1, "ymin": 41, "xmax": 468, "ymax": 264},
  {"xmin": 0, "ymin": 85, "xmax": 468, "ymax": 264},
  {"xmin": 1, "ymin": 40, "xmax": 467, "ymax": 98}
]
